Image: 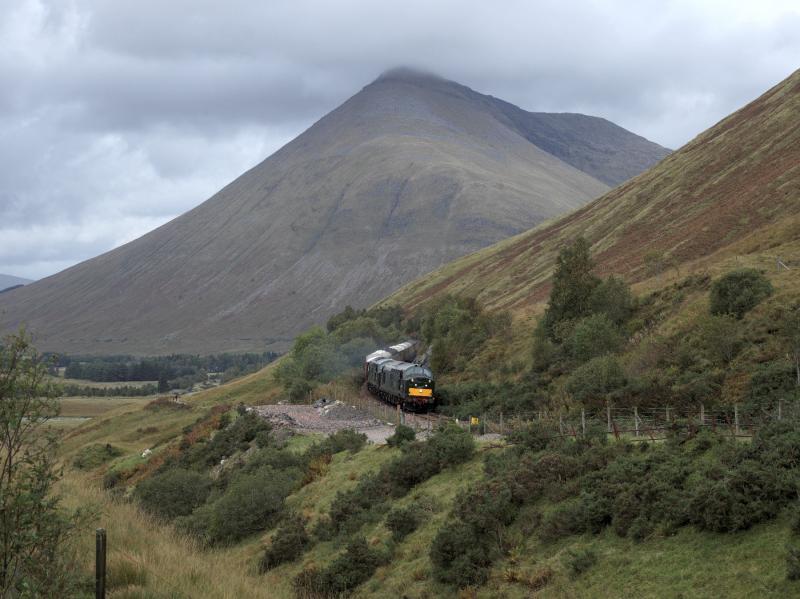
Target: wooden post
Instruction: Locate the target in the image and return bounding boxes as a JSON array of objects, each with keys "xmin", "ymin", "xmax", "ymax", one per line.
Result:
[
  {"xmin": 700, "ymin": 404, "xmax": 705, "ymax": 427},
  {"xmin": 499, "ymin": 411, "xmax": 504, "ymax": 436},
  {"xmin": 482, "ymin": 413, "xmax": 486, "ymax": 435},
  {"xmin": 734, "ymin": 404, "xmax": 740, "ymax": 436},
  {"xmin": 606, "ymin": 403, "xmax": 612, "ymax": 433},
  {"xmin": 95, "ymin": 528, "xmax": 106, "ymax": 599},
  {"xmin": 778, "ymin": 399, "xmax": 783, "ymax": 421},
  {"xmin": 396, "ymin": 403, "xmax": 400, "ymax": 426},
  {"xmin": 581, "ymin": 409, "xmax": 586, "ymax": 437},
  {"xmin": 665, "ymin": 406, "xmax": 670, "ymax": 423},
  {"xmin": 634, "ymin": 406, "xmax": 639, "ymax": 438},
  {"xmin": 558, "ymin": 411, "xmax": 564, "ymax": 435}
]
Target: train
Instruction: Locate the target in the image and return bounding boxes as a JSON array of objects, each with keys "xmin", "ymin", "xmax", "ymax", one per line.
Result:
[{"xmin": 364, "ymin": 340, "xmax": 436, "ymax": 411}]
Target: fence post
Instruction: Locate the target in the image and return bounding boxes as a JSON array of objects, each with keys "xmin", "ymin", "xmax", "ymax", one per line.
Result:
[
  {"xmin": 734, "ymin": 404, "xmax": 740, "ymax": 436},
  {"xmin": 778, "ymin": 399, "xmax": 783, "ymax": 421},
  {"xmin": 665, "ymin": 406, "xmax": 670, "ymax": 423},
  {"xmin": 559, "ymin": 411, "xmax": 564, "ymax": 436},
  {"xmin": 606, "ymin": 403, "xmax": 612, "ymax": 433},
  {"xmin": 581, "ymin": 409, "xmax": 586, "ymax": 437},
  {"xmin": 634, "ymin": 406, "xmax": 639, "ymax": 438},
  {"xmin": 95, "ymin": 528, "xmax": 106, "ymax": 599},
  {"xmin": 499, "ymin": 411, "xmax": 504, "ymax": 436},
  {"xmin": 396, "ymin": 404, "xmax": 400, "ymax": 426},
  {"xmin": 700, "ymin": 404, "xmax": 705, "ymax": 427}
]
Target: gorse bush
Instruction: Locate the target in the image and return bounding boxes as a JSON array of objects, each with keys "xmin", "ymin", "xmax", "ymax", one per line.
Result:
[
  {"xmin": 134, "ymin": 469, "xmax": 212, "ymax": 520},
  {"xmin": 179, "ymin": 411, "xmax": 273, "ymax": 469},
  {"xmin": 709, "ymin": 269, "xmax": 773, "ymax": 319},
  {"xmin": 385, "ymin": 506, "xmax": 420, "ymax": 542},
  {"xmin": 180, "ymin": 468, "xmax": 296, "ymax": 546},
  {"xmin": 72, "ymin": 443, "xmax": 123, "ymax": 470},
  {"xmin": 260, "ymin": 515, "xmax": 310, "ymax": 572},
  {"xmin": 564, "ymin": 548, "xmax": 597, "ymax": 577},
  {"xmin": 386, "ymin": 424, "xmax": 416, "ymax": 447},
  {"xmin": 293, "ymin": 537, "xmax": 386, "ymax": 597},
  {"xmin": 327, "ymin": 425, "xmax": 474, "ymax": 536}
]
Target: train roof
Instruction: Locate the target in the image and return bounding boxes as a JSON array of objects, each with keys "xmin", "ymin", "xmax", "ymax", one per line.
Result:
[
  {"xmin": 379, "ymin": 360, "xmax": 433, "ymax": 377},
  {"xmin": 365, "ymin": 349, "xmax": 392, "ymax": 363},
  {"xmin": 388, "ymin": 340, "xmax": 416, "ymax": 353}
]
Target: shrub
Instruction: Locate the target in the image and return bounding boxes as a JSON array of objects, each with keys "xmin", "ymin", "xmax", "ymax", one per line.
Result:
[
  {"xmin": 539, "ymin": 500, "xmax": 591, "ymax": 542},
  {"xmin": 385, "ymin": 506, "xmax": 420, "ymax": 542},
  {"xmin": 294, "ymin": 537, "xmax": 386, "ymax": 596},
  {"xmin": 566, "ymin": 355, "xmax": 626, "ymax": 406},
  {"xmin": 134, "ymin": 469, "xmax": 212, "ymax": 520},
  {"xmin": 189, "ymin": 468, "xmax": 296, "ymax": 545},
  {"xmin": 688, "ymin": 460, "xmax": 794, "ymax": 532},
  {"xmin": 259, "ymin": 515, "xmax": 310, "ymax": 572},
  {"xmin": 430, "ymin": 520, "xmax": 492, "ymax": 587},
  {"xmin": 787, "ymin": 544, "xmax": 800, "ymax": 581},
  {"xmin": 428, "ymin": 424, "xmax": 475, "ymax": 468},
  {"xmin": 564, "ymin": 548, "xmax": 597, "ymax": 577},
  {"xmin": 307, "ymin": 429, "xmax": 367, "ymax": 462},
  {"xmin": 507, "ymin": 421, "xmax": 553, "ymax": 452},
  {"xmin": 72, "ymin": 443, "xmax": 124, "ymax": 470},
  {"xmin": 386, "ymin": 424, "xmax": 416, "ymax": 447},
  {"xmin": 709, "ymin": 269, "xmax": 773, "ymax": 319},
  {"xmin": 569, "ymin": 314, "xmax": 624, "ymax": 363}
]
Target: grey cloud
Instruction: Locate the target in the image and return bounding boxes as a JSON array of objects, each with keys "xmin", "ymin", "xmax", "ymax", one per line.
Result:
[{"xmin": 1, "ymin": 0, "xmax": 798, "ymax": 279}]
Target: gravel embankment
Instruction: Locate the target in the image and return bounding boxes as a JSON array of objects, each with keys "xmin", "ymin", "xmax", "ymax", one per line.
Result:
[{"xmin": 252, "ymin": 401, "xmax": 396, "ymax": 443}]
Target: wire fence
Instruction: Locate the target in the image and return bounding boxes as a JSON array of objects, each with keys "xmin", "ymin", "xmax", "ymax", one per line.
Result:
[{"xmin": 349, "ymin": 388, "xmax": 800, "ymax": 442}]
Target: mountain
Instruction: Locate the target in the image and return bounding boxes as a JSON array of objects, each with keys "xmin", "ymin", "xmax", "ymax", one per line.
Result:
[
  {"xmin": 389, "ymin": 68, "xmax": 800, "ymax": 314},
  {"xmin": 0, "ymin": 274, "xmax": 32, "ymax": 293},
  {"xmin": 0, "ymin": 68, "xmax": 669, "ymax": 355}
]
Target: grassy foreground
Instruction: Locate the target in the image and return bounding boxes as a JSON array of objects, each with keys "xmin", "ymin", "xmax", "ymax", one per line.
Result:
[{"xmin": 59, "ymin": 432, "xmax": 796, "ymax": 599}]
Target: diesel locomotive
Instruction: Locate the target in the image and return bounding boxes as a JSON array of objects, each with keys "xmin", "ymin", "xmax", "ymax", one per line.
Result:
[{"xmin": 364, "ymin": 341, "xmax": 435, "ymax": 411}]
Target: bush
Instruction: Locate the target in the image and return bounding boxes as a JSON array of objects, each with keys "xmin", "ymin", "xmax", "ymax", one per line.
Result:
[
  {"xmin": 430, "ymin": 520, "xmax": 492, "ymax": 587},
  {"xmin": 566, "ymin": 355, "xmax": 626, "ymax": 406},
  {"xmin": 709, "ymin": 269, "xmax": 772, "ymax": 319},
  {"xmin": 507, "ymin": 421, "xmax": 553, "ymax": 452},
  {"xmin": 134, "ymin": 469, "xmax": 212, "ymax": 520},
  {"xmin": 428, "ymin": 424, "xmax": 475, "ymax": 468},
  {"xmin": 569, "ymin": 314, "xmax": 624, "ymax": 363},
  {"xmin": 187, "ymin": 468, "xmax": 296, "ymax": 545},
  {"xmin": 385, "ymin": 506, "xmax": 420, "ymax": 542},
  {"xmin": 294, "ymin": 537, "xmax": 385, "ymax": 596},
  {"xmin": 72, "ymin": 443, "xmax": 123, "ymax": 470},
  {"xmin": 564, "ymin": 548, "xmax": 597, "ymax": 577},
  {"xmin": 787, "ymin": 544, "xmax": 800, "ymax": 581},
  {"xmin": 689, "ymin": 460, "xmax": 794, "ymax": 532},
  {"xmin": 386, "ymin": 424, "xmax": 416, "ymax": 447},
  {"xmin": 259, "ymin": 515, "xmax": 310, "ymax": 572},
  {"xmin": 183, "ymin": 412, "xmax": 273, "ymax": 468}
]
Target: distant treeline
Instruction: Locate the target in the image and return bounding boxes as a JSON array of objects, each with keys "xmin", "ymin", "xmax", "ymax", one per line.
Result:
[
  {"xmin": 52, "ymin": 352, "xmax": 279, "ymax": 390},
  {"xmin": 60, "ymin": 383, "xmax": 158, "ymax": 397}
]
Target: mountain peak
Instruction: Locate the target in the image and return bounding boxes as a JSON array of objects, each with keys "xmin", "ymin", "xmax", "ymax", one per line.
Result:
[{"xmin": 374, "ymin": 66, "xmax": 446, "ymax": 85}]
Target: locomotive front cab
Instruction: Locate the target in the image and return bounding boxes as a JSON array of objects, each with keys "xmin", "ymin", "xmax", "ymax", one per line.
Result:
[{"xmin": 403, "ymin": 365, "xmax": 435, "ymax": 408}]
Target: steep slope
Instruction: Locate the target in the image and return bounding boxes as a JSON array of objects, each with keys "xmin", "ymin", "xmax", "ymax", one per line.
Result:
[
  {"xmin": 0, "ymin": 274, "xmax": 31, "ymax": 293},
  {"xmin": 389, "ymin": 68, "xmax": 800, "ymax": 314},
  {"xmin": 0, "ymin": 69, "xmax": 668, "ymax": 355}
]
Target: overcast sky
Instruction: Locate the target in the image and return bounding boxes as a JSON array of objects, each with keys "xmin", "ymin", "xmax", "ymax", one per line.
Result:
[{"xmin": 1, "ymin": 0, "xmax": 798, "ymax": 280}]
